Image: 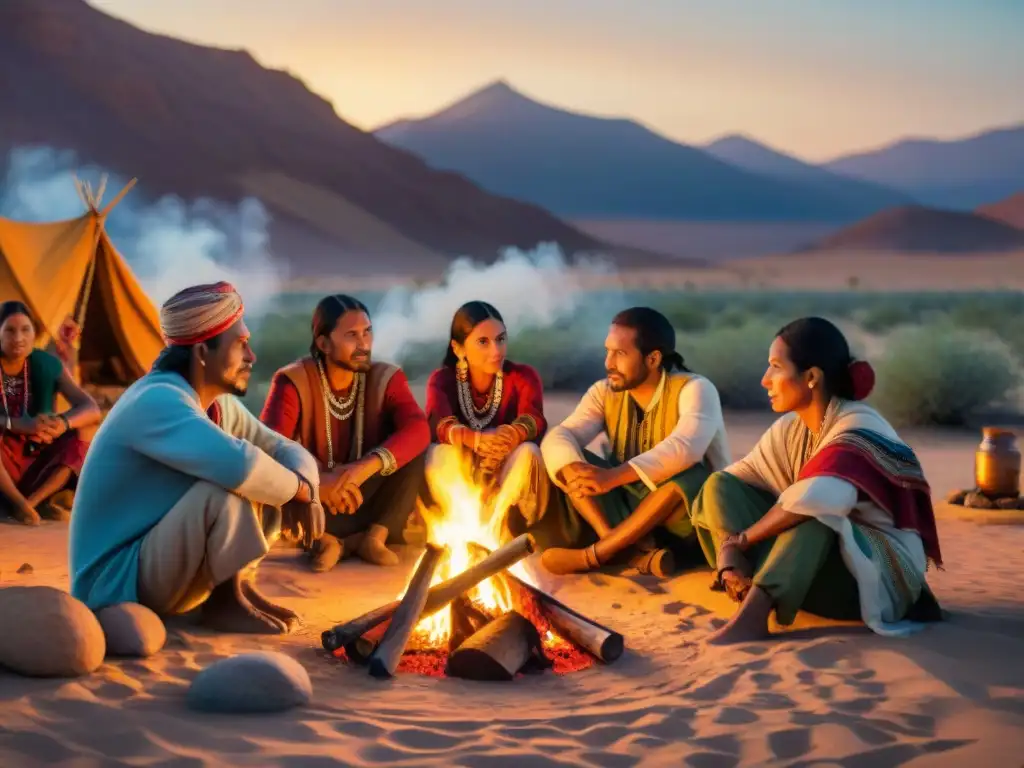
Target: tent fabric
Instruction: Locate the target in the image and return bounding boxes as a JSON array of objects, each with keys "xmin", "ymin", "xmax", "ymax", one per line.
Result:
[{"xmin": 0, "ymin": 210, "xmax": 163, "ymax": 385}]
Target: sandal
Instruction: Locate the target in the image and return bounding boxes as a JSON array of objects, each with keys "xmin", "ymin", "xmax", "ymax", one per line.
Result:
[
  {"xmin": 629, "ymin": 547, "xmax": 675, "ymax": 578},
  {"xmin": 711, "ymin": 538, "xmax": 753, "ymax": 603}
]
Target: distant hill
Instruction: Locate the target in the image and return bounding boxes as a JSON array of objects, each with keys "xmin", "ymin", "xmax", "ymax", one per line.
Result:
[
  {"xmin": 977, "ymin": 192, "xmax": 1024, "ymax": 230},
  {"xmin": 797, "ymin": 205, "xmax": 1024, "ymax": 254},
  {"xmin": 375, "ymin": 81, "xmax": 907, "ymax": 222},
  {"xmin": 702, "ymin": 134, "xmax": 912, "ymax": 212},
  {"xmin": 0, "ymin": 0, "xmax": 613, "ymax": 277},
  {"xmin": 824, "ymin": 124, "xmax": 1024, "ymax": 210}
]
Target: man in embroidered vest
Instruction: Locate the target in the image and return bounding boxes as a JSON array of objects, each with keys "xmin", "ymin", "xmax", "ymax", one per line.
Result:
[
  {"xmin": 539, "ymin": 307, "xmax": 731, "ymax": 577},
  {"xmin": 69, "ymin": 282, "xmax": 325, "ymax": 634},
  {"xmin": 261, "ymin": 294, "xmax": 430, "ymax": 572}
]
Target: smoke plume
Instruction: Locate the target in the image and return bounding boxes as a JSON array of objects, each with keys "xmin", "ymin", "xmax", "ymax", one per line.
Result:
[
  {"xmin": 371, "ymin": 243, "xmax": 622, "ymax": 365},
  {"xmin": 0, "ymin": 146, "xmax": 286, "ymax": 318}
]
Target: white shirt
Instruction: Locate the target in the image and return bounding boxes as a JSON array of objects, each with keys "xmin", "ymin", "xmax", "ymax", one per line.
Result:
[{"xmin": 541, "ymin": 372, "xmax": 731, "ymax": 492}]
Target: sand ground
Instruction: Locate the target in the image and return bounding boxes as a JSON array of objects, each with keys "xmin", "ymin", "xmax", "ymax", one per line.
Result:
[{"xmin": 1, "ymin": 399, "xmax": 1023, "ymax": 767}]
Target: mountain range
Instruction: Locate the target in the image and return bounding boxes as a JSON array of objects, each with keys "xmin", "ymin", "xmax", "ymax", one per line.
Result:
[
  {"xmin": 378, "ymin": 81, "xmax": 1024, "ymax": 220},
  {"xmin": 823, "ymin": 125, "xmax": 1024, "ymax": 210},
  {"xmin": 0, "ymin": 0, "xmax": 622, "ymax": 278},
  {"xmin": 3, "ymin": 0, "xmax": 1021, "ymax": 272},
  {"xmin": 376, "ymin": 82, "xmax": 912, "ymax": 222}
]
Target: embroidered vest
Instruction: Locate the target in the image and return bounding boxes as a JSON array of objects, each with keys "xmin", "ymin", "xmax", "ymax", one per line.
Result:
[
  {"xmin": 604, "ymin": 372, "xmax": 693, "ymax": 465},
  {"xmin": 278, "ymin": 356, "xmax": 397, "ymax": 465}
]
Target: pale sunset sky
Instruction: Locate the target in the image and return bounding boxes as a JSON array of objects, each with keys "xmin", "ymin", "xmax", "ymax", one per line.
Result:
[{"xmin": 90, "ymin": 0, "xmax": 1023, "ymax": 161}]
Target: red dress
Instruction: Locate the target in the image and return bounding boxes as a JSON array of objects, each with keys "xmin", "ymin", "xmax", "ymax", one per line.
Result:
[
  {"xmin": 0, "ymin": 362, "xmax": 87, "ymax": 496},
  {"xmin": 426, "ymin": 360, "xmax": 547, "ymax": 444}
]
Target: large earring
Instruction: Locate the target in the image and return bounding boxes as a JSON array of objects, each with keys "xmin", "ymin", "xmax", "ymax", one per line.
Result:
[{"xmin": 456, "ymin": 357, "xmax": 469, "ymax": 381}]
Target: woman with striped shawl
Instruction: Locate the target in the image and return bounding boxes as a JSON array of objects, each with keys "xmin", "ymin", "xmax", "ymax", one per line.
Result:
[{"xmin": 692, "ymin": 317, "xmax": 943, "ymax": 645}]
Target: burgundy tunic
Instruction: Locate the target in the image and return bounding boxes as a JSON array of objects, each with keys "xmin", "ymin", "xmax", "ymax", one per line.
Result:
[
  {"xmin": 426, "ymin": 360, "xmax": 547, "ymax": 444},
  {"xmin": 260, "ymin": 359, "xmax": 429, "ymax": 470}
]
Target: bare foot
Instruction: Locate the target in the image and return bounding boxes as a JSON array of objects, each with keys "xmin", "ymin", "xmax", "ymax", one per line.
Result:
[
  {"xmin": 340, "ymin": 532, "xmax": 365, "ymax": 560},
  {"xmin": 201, "ymin": 575, "xmax": 288, "ymax": 634},
  {"xmin": 357, "ymin": 525, "xmax": 399, "ymax": 566},
  {"xmin": 357, "ymin": 537, "xmax": 399, "ymax": 566},
  {"xmin": 11, "ymin": 502, "xmax": 41, "ymax": 526},
  {"xmin": 310, "ymin": 534, "xmax": 342, "ymax": 572},
  {"xmin": 241, "ymin": 580, "xmax": 301, "ymax": 633},
  {"xmin": 540, "ymin": 545, "xmax": 599, "ymax": 575},
  {"xmin": 705, "ymin": 585, "xmax": 774, "ymax": 645},
  {"xmin": 39, "ymin": 500, "xmax": 71, "ymax": 522}
]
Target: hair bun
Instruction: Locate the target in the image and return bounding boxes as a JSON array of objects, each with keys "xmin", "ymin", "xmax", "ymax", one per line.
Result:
[{"xmin": 848, "ymin": 359, "xmax": 875, "ymax": 401}]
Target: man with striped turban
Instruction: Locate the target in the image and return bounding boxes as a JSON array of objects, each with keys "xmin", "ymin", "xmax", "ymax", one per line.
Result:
[
  {"xmin": 69, "ymin": 282, "xmax": 325, "ymax": 634},
  {"xmin": 261, "ymin": 294, "xmax": 430, "ymax": 572}
]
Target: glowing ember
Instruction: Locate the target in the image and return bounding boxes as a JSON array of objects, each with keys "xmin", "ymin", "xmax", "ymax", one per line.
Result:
[{"xmin": 328, "ymin": 446, "xmax": 599, "ymax": 678}]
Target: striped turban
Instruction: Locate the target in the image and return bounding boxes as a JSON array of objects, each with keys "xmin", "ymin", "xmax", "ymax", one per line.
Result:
[{"xmin": 160, "ymin": 282, "xmax": 245, "ymax": 346}]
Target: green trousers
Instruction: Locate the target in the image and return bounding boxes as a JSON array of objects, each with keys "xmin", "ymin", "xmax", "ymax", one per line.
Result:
[
  {"xmin": 691, "ymin": 471, "xmax": 862, "ymax": 625},
  {"xmin": 526, "ymin": 450, "xmax": 710, "ymax": 550}
]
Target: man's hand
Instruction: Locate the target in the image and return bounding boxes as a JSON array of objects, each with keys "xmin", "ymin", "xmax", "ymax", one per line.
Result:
[
  {"xmin": 321, "ymin": 458, "xmax": 377, "ymax": 515},
  {"xmin": 563, "ymin": 462, "xmax": 617, "ymax": 499},
  {"xmin": 286, "ymin": 475, "xmax": 325, "ymax": 548}
]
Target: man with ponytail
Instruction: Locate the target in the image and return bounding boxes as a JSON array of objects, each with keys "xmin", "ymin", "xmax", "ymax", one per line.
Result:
[
  {"xmin": 261, "ymin": 294, "xmax": 430, "ymax": 572},
  {"xmin": 539, "ymin": 307, "xmax": 731, "ymax": 577}
]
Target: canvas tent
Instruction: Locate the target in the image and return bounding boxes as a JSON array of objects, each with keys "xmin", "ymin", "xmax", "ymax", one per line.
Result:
[{"xmin": 0, "ymin": 177, "xmax": 163, "ymax": 387}]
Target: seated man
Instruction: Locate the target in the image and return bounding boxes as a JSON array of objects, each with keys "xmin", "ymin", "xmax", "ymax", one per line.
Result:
[
  {"xmin": 539, "ymin": 307, "xmax": 731, "ymax": 577},
  {"xmin": 261, "ymin": 294, "xmax": 430, "ymax": 571},
  {"xmin": 69, "ymin": 282, "xmax": 324, "ymax": 634}
]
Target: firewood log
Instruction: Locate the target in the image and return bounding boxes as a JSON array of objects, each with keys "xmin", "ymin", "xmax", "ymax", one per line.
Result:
[
  {"xmin": 322, "ymin": 534, "xmax": 535, "ymax": 651},
  {"xmin": 368, "ymin": 543, "xmax": 445, "ymax": 679},
  {"xmin": 446, "ymin": 611, "xmax": 539, "ymax": 682}
]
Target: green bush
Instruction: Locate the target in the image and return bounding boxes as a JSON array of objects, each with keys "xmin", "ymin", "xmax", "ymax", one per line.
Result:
[
  {"xmin": 681, "ymin": 320, "xmax": 777, "ymax": 409},
  {"xmin": 871, "ymin": 324, "xmax": 1020, "ymax": 426}
]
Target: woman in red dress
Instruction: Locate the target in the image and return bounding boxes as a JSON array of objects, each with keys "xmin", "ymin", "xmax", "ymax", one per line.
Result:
[
  {"xmin": 425, "ymin": 301, "xmax": 551, "ymax": 540},
  {"xmin": 0, "ymin": 301, "xmax": 101, "ymax": 525}
]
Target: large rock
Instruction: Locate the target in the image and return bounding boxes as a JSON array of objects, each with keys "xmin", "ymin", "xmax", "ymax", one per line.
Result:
[
  {"xmin": 186, "ymin": 652, "xmax": 312, "ymax": 714},
  {"xmin": 0, "ymin": 586, "xmax": 105, "ymax": 677},
  {"xmin": 95, "ymin": 603, "xmax": 167, "ymax": 658}
]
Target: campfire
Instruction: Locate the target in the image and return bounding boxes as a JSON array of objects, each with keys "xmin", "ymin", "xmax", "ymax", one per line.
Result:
[{"xmin": 321, "ymin": 448, "xmax": 624, "ymax": 681}]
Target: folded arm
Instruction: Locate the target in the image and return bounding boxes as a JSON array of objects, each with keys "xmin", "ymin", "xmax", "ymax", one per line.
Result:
[
  {"xmin": 540, "ymin": 381, "xmax": 607, "ymax": 489},
  {"xmin": 740, "ymin": 477, "xmax": 858, "ymax": 546},
  {"xmin": 628, "ymin": 376, "xmax": 723, "ymax": 491},
  {"xmin": 370, "ymin": 370, "xmax": 430, "ymax": 474},
  {"xmin": 509, "ymin": 365, "xmax": 547, "ymax": 443},
  {"xmin": 128, "ymin": 384, "xmax": 302, "ymax": 508}
]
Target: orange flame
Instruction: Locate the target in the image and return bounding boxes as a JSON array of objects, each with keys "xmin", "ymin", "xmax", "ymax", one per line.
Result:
[{"xmin": 400, "ymin": 447, "xmax": 514, "ymax": 648}]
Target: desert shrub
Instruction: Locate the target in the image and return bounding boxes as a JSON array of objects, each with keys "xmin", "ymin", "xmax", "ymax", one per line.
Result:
[
  {"xmin": 870, "ymin": 324, "xmax": 1020, "ymax": 426},
  {"xmin": 856, "ymin": 303, "xmax": 919, "ymax": 334},
  {"xmin": 682, "ymin": 319, "xmax": 777, "ymax": 409}
]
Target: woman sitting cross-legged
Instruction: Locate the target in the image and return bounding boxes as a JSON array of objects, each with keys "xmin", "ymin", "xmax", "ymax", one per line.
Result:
[
  {"xmin": 0, "ymin": 301, "xmax": 102, "ymax": 525},
  {"xmin": 691, "ymin": 316, "xmax": 943, "ymax": 645},
  {"xmin": 425, "ymin": 301, "xmax": 551, "ymax": 541}
]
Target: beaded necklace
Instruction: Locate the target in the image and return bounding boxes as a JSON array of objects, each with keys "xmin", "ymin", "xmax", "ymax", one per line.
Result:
[
  {"xmin": 456, "ymin": 363, "xmax": 502, "ymax": 430},
  {"xmin": 316, "ymin": 357, "xmax": 365, "ymax": 469},
  {"xmin": 0, "ymin": 360, "xmax": 29, "ymax": 427}
]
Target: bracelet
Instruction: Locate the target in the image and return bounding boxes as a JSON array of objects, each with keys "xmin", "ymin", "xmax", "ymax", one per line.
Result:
[{"xmin": 59, "ymin": 413, "xmax": 70, "ymax": 431}]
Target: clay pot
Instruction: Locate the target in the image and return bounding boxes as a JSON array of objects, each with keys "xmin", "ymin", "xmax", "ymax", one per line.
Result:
[{"xmin": 975, "ymin": 427, "xmax": 1021, "ymax": 499}]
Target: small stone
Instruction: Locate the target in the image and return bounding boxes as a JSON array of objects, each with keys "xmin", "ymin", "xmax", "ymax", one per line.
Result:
[
  {"xmin": 963, "ymin": 492, "xmax": 995, "ymax": 509},
  {"xmin": 17, "ymin": 563, "xmax": 33, "ymax": 574},
  {"xmin": 995, "ymin": 497, "xmax": 1021, "ymax": 511},
  {"xmin": 95, "ymin": 603, "xmax": 166, "ymax": 658},
  {"xmin": 944, "ymin": 489, "xmax": 968, "ymax": 505},
  {"xmin": 0, "ymin": 586, "xmax": 105, "ymax": 677},
  {"xmin": 186, "ymin": 651, "xmax": 312, "ymax": 714}
]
